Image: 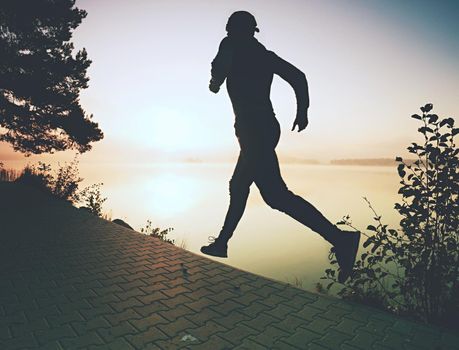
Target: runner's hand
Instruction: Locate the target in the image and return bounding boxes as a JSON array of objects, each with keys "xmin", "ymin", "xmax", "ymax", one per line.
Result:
[
  {"xmin": 209, "ymin": 82, "xmax": 220, "ymax": 94},
  {"xmin": 292, "ymin": 110, "xmax": 309, "ymax": 132}
]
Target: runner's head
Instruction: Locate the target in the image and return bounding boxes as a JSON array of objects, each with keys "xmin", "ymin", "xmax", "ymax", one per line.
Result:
[{"xmin": 226, "ymin": 11, "xmax": 259, "ymax": 38}]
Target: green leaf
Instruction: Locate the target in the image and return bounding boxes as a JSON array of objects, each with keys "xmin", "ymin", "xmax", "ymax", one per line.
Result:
[
  {"xmin": 397, "ymin": 164, "xmax": 406, "ymax": 178},
  {"xmin": 423, "ymin": 103, "xmax": 433, "ymax": 113},
  {"xmin": 418, "ymin": 126, "xmax": 433, "ymax": 134},
  {"xmin": 363, "ymin": 238, "xmax": 373, "ymax": 248},
  {"xmin": 439, "ymin": 118, "xmax": 450, "ymax": 127}
]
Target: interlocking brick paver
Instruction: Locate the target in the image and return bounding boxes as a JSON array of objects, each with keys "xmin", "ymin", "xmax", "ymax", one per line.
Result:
[
  {"xmin": 229, "ymin": 290, "xmax": 259, "ymax": 306},
  {"xmin": 206, "ymin": 280, "xmax": 236, "ymax": 294},
  {"xmin": 219, "ymin": 323, "xmax": 259, "ymax": 346},
  {"xmin": 58, "ymin": 300, "xmax": 92, "ymax": 314},
  {"xmin": 34, "ymin": 324, "xmax": 77, "ymax": 345},
  {"xmin": 0, "ymin": 183, "xmax": 455, "ymax": 350},
  {"xmin": 1, "ymin": 333, "xmax": 39, "ymax": 349},
  {"xmin": 80, "ymin": 304, "xmax": 115, "ymax": 319},
  {"xmin": 332, "ymin": 317, "xmax": 364, "ymax": 336},
  {"xmin": 89, "ymin": 337, "xmax": 136, "ymax": 349},
  {"xmin": 238, "ymin": 300, "xmax": 272, "ymax": 317},
  {"xmin": 104, "ymin": 308, "xmax": 142, "ymax": 326},
  {"xmin": 92, "ymin": 284, "xmax": 125, "ymax": 296},
  {"xmin": 9, "ymin": 317, "xmax": 48, "ymax": 337},
  {"xmin": 157, "ymin": 317, "xmax": 197, "ymax": 337},
  {"xmin": 265, "ymin": 303, "xmax": 297, "ymax": 320},
  {"xmin": 320, "ymin": 304, "xmax": 351, "ymax": 321},
  {"xmin": 192, "ymin": 335, "xmax": 234, "ymax": 350},
  {"xmin": 272, "ymin": 340, "xmax": 301, "ymax": 350},
  {"xmin": 188, "ymin": 320, "xmax": 227, "ymax": 341},
  {"xmin": 158, "ymin": 304, "xmax": 195, "ymax": 322},
  {"xmin": 316, "ymin": 329, "xmax": 353, "ymax": 349},
  {"xmin": 46, "ymin": 311, "xmax": 84, "ymax": 327},
  {"xmin": 294, "ymin": 304, "xmax": 323, "ymax": 322},
  {"xmin": 345, "ymin": 307, "xmax": 374, "ymax": 323},
  {"xmin": 252, "ymin": 284, "xmax": 279, "ymax": 298},
  {"xmin": 71, "ymin": 316, "xmax": 111, "ymax": 336},
  {"xmin": 160, "ymin": 293, "xmax": 194, "ymax": 309},
  {"xmin": 86, "ymin": 293, "xmax": 122, "ymax": 308},
  {"xmin": 272, "ymin": 314, "xmax": 307, "ymax": 333},
  {"xmin": 304, "ymin": 316, "xmax": 336, "ymax": 335},
  {"xmin": 185, "ymin": 297, "xmax": 217, "ymax": 312},
  {"xmin": 183, "ymin": 286, "xmax": 213, "ymax": 301},
  {"xmin": 283, "ymin": 326, "xmax": 321, "ymax": 348},
  {"xmin": 213, "ymin": 310, "xmax": 252, "ymax": 329},
  {"xmin": 184, "ymin": 308, "xmax": 222, "ymax": 327},
  {"xmin": 345, "ymin": 329, "xmax": 382, "ymax": 349},
  {"xmin": 25, "ymin": 306, "xmax": 61, "ymax": 324},
  {"xmin": 248, "ymin": 324, "xmax": 289, "ymax": 347},
  {"xmin": 307, "ymin": 342, "xmax": 329, "ymax": 350},
  {"xmin": 241, "ymin": 312, "xmax": 278, "ymax": 332},
  {"xmin": 114, "ymin": 286, "xmax": 146, "ymax": 301},
  {"xmin": 210, "ymin": 299, "xmax": 246, "ymax": 316},
  {"xmin": 96, "ymin": 321, "xmax": 138, "ymax": 342},
  {"xmin": 133, "ymin": 301, "xmax": 169, "ymax": 317},
  {"xmin": 136, "ymin": 290, "xmax": 168, "ymax": 305},
  {"xmin": 129, "ymin": 312, "xmax": 168, "ymax": 331},
  {"xmin": 4, "ymin": 300, "xmax": 36, "ymax": 316},
  {"xmin": 59, "ymin": 331, "xmax": 105, "ymax": 348},
  {"xmin": 110, "ymin": 297, "xmax": 144, "ymax": 313},
  {"xmin": 234, "ymin": 338, "xmax": 270, "ymax": 350},
  {"xmin": 124, "ymin": 326, "xmax": 168, "ymax": 348}
]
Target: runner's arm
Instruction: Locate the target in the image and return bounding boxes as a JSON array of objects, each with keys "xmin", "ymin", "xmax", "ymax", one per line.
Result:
[
  {"xmin": 270, "ymin": 51, "xmax": 309, "ymax": 113},
  {"xmin": 209, "ymin": 37, "xmax": 233, "ymax": 93}
]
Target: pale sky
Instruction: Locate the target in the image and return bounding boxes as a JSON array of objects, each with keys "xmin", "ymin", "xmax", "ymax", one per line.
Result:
[{"xmin": 1, "ymin": 0, "xmax": 459, "ymax": 165}]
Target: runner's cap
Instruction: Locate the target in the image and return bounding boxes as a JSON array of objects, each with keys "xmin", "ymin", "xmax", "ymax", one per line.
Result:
[{"xmin": 226, "ymin": 11, "xmax": 260, "ymax": 33}]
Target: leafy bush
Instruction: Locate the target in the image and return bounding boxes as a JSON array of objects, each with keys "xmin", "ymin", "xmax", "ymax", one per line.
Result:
[
  {"xmin": 140, "ymin": 220, "xmax": 174, "ymax": 245},
  {"xmin": 52, "ymin": 157, "xmax": 83, "ymax": 203},
  {"xmin": 321, "ymin": 104, "xmax": 459, "ymax": 328},
  {"xmin": 16, "ymin": 157, "xmax": 82, "ymax": 202},
  {"xmin": 14, "ymin": 156, "xmax": 106, "ymax": 218},
  {"xmin": 15, "ymin": 162, "xmax": 54, "ymax": 192},
  {"xmin": 78, "ymin": 183, "xmax": 107, "ymax": 217}
]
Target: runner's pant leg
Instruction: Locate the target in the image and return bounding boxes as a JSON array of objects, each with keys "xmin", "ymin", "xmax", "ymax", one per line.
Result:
[
  {"xmin": 254, "ymin": 150, "xmax": 339, "ymax": 245},
  {"xmin": 217, "ymin": 151, "xmax": 254, "ymax": 243}
]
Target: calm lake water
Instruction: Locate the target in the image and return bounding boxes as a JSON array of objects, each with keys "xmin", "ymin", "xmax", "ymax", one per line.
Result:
[{"xmin": 80, "ymin": 163, "xmax": 402, "ymax": 291}]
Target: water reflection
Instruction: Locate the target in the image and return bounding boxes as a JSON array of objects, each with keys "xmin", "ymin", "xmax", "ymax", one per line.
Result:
[
  {"xmin": 80, "ymin": 163, "xmax": 401, "ymax": 291},
  {"xmin": 145, "ymin": 172, "xmax": 204, "ymax": 218}
]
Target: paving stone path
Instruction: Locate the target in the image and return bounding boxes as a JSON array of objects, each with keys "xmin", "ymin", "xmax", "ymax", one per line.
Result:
[{"xmin": 0, "ymin": 183, "xmax": 458, "ymax": 349}]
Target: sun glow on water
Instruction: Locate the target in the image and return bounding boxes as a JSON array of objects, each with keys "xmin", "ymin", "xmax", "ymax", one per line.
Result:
[{"xmin": 144, "ymin": 171, "xmax": 203, "ymax": 218}]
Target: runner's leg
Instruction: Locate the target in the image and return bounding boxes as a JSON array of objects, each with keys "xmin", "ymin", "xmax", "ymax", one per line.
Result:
[{"xmin": 216, "ymin": 151, "xmax": 253, "ymax": 243}]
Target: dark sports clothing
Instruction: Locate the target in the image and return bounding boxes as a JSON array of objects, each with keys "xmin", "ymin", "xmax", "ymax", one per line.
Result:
[{"xmin": 210, "ymin": 36, "xmax": 339, "ymax": 245}]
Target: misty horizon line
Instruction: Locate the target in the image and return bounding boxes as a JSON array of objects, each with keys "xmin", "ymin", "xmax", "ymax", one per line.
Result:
[
  {"xmin": 181, "ymin": 157, "xmax": 413, "ymax": 166},
  {"xmin": 2, "ymin": 157, "xmax": 414, "ymax": 168}
]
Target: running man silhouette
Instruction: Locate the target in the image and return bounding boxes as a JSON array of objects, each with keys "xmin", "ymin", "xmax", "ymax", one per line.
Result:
[{"xmin": 201, "ymin": 11, "xmax": 360, "ymax": 282}]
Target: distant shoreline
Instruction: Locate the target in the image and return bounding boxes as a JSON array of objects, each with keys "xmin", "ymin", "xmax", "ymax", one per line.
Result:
[
  {"xmin": 2, "ymin": 158, "xmax": 414, "ymax": 168},
  {"xmin": 182, "ymin": 158, "xmax": 411, "ymax": 167},
  {"xmin": 329, "ymin": 158, "xmax": 404, "ymax": 166}
]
